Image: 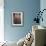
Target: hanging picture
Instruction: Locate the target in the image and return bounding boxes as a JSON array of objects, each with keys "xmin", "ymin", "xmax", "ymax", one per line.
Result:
[{"xmin": 12, "ymin": 11, "xmax": 23, "ymax": 26}]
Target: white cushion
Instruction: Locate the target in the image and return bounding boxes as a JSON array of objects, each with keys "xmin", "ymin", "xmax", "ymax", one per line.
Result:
[{"xmin": 17, "ymin": 37, "xmax": 25, "ymax": 46}]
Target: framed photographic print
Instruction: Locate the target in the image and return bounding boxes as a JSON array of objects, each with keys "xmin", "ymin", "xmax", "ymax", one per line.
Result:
[{"xmin": 12, "ymin": 11, "xmax": 23, "ymax": 26}]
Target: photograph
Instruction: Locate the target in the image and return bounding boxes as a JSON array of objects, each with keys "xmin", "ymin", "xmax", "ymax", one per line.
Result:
[{"xmin": 12, "ymin": 11, "xmax": 23, "ymax": 26}]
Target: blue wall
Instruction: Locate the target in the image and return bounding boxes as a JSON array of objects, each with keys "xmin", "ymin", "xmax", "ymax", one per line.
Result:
[{"xmin": 4, "ymin": 0, "xmax": 40, "ymax": 42}]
